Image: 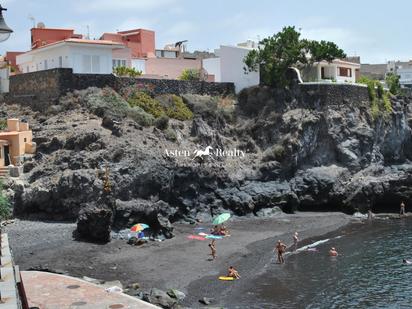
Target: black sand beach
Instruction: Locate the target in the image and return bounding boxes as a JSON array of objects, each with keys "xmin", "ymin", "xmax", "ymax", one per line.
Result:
[{"xmin": 5, "ymin": 212, "xmax": 353, "ymax": 307}]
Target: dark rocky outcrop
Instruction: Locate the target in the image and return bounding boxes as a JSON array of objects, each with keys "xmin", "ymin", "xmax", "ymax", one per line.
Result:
[{"xmin": 4, "ymin": 84, "xmax": 412, "ymax": 242}]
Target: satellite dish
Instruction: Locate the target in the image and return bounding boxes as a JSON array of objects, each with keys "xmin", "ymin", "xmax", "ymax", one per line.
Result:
[{"xmin": 37, "ymin": 22, "xmax": 45, "ymax": 29}]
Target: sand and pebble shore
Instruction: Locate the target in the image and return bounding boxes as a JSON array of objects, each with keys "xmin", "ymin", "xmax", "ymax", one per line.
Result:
[{"xmin": 5, "ymin": 212, "xmax": 355, "ymax": 307}]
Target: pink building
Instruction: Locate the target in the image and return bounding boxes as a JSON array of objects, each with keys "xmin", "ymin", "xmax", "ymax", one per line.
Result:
[{"xmin": 144, "ymin": 57, "xmax": 201, "ymax": 79}]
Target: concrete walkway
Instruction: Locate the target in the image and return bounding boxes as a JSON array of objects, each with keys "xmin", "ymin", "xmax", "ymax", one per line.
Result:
[{"xmin": 21, "ymin": 271, "xmax": 159, "ymax": 309}]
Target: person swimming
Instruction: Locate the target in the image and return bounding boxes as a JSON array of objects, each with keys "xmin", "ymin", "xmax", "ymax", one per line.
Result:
[
  {"xmin": 329, "ymin": 247, "xmax": 338, "ymax": 257},
  {"xmin": 228, "ymin": 266, "xmax": 241, "ymax": 279}
]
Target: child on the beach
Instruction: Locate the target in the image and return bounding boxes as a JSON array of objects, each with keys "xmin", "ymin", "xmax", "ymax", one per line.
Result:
[
  {"xmin": 228, "ymin": 266, "xmax": 241, "ymax": 279},
  {"xmin": 209, "ymin": 240, "xmax": 217, "ymax": 260}
]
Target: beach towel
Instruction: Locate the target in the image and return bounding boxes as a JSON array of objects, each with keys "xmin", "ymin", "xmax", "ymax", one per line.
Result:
[
  {"xmin": 187, "ymin": 235, "xmax": 206, "ymax": 241},
  {"xmin": 205, "ymin": 235, "xmax": 224, "ymax": 240}
]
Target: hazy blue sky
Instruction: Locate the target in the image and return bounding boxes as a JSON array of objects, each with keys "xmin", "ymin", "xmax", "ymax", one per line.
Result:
[{"xmin": 0, "ymin": 0, "xmax": 409, "ymax": 63}]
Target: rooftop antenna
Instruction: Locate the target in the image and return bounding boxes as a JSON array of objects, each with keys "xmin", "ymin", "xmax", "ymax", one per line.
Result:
[{"xmin": 28, "ymin": 15, "xmax": 35, "ymax": 28}]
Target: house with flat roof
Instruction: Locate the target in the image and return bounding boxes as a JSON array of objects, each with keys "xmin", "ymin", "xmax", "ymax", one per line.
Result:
[
  {"xmin": 302, "ymin": 59, "xmax": 360, "ymax": 83},
  {"xmin": 0, "ymin": 118, "xmax": 36, "ymax": 167},
  {"xmin": 16, "ymin": 38, "xmax": 125, "ymax": 74},
  {"xmin": 202, "ymin": 41, "xmax": 260, "ymax": 92}
]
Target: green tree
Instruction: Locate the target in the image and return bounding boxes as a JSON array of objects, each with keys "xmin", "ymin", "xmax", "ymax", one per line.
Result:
[
  {"xmin": 385, "ymin": 73, "xmax": 400, "ymax": 95},
  {"xmin": 244, "ymin": 26, "xmax": 346, "ymax": 87}
]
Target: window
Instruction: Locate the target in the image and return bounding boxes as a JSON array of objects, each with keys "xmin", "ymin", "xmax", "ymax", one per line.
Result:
[
  {"xmin": 82, "ymin": 55, "xmax": 91, "ymax": 73},
  {"xmin": 92, "ymin": 55, "xmax": 100, "ymax": 73},
  {"xmin": 338, "ymin": 67, "xmax": 352, "ymax": 77},
  {"xmin": 24, "ymin": 138, "xmax": 27, "ymax": 142},
  {"xmin": 82, "ymin": 55, "xmax": 101, "ymax": 73},
  {"xmin": 58, "ymin": 56, "xmax": 63, "ymax": 68},
  {"xmin": 44, "ymin": 60, "xmax": 48, "ymax": 70},
  {"xmin": 112, "ymin": 59, "xmax": 127, "ymax": 68}
]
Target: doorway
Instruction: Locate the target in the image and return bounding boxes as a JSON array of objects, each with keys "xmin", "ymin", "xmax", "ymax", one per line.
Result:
[{"xmin": 4, "ymin": 145, "xmax": 10, "ymax": 166}]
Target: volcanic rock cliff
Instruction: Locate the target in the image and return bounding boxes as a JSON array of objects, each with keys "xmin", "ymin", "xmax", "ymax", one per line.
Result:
[{"xmin": 2, "ymin": 84, "xmax": 412, "ymax": 241}]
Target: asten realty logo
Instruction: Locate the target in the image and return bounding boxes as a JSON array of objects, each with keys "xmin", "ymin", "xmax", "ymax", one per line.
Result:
[{"xmin": 165, "ymin": 145, "xmax": 245, "ymax": 161}]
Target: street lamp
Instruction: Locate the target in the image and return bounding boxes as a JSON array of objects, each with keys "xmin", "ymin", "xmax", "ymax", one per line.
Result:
[{"xmin": 0, "ymin": 5, "xmax": 12, "ymax": 42}]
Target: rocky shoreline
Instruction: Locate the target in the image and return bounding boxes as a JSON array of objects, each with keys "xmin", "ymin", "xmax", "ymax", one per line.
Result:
[{"xmin": 5, "ymin": 212, "xmax": 354, "ymax": 308}]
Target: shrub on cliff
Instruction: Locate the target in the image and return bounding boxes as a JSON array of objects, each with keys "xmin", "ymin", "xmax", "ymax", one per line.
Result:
[
  {"xmin": 358, "ymin": 76, "xmax": 393, "ymax": 119},
  {"xmin": 127, "ymin": 91, "xmax": 165, "ymax": 118},
  {"xmin": 0, "ymin": 180, "xmax": 10, "ymax": 221},
  {"xmin": 127, "ymin": 107, "xmax": 155, "ymax": 127},
  {"xmin": 157, "ymin": 95, "xmax": 193, "ymax": 121},
  {"xmin": 182, "ymin": 94, "xmax": 235, "ymax": 122},
  {"xmin": 262, "ymin": 144, "xmax": 286, "ymax": 162},
  {"xmin": 385, "ymin": 73, "xmax": 400, "ymax": 95},
  {"xmin": 217, "ymin": 96, "xmax": 236, "ymax": 123},
  {"xmin": 154, "ymin": 115, "xmax": 170, "ymax": 130},
  {"xmin": 78, "ymin": 87, "xmax": 153, "ymax": 127}
]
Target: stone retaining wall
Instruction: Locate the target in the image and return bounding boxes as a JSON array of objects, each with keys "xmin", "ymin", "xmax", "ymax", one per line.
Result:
[
  {"xmin": 297, "ymin": 83, "xmax": 369, "ymax": 108},
  {"xmin": 7, "ymin": 68, "xmax": 235, "ymax": 111}
]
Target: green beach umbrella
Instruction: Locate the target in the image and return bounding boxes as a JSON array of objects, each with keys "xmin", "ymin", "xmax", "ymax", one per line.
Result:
[{"xmin": 213, "ymin": 213, "xmax": 231, "ymax": 225}]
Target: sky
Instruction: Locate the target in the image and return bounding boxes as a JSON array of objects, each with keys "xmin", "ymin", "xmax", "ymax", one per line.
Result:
[{"xmin": 0, "ymin": 0, "xmax": 410, "ymax": 63}]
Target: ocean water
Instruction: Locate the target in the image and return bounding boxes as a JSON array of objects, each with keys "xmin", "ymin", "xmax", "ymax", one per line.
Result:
[{"xmin": 233, "ymin": 219, "xmax": 412, "ymax": 309}]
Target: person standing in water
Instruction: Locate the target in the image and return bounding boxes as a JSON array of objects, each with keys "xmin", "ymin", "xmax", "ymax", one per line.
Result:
[
  {"xmin": 329, "ymin": 247, "xmax": 338, "ymax": 256},
  {"xmin": 275, "ymin": 240, "xmax": 287, "ymax": 264},
  {"xmin": 293, "ymin": 232, "xmax": 299, "ymax": 251},
  {"xmin": 400, "ymin": 201, "xmax": 406, "ymax": 216}
]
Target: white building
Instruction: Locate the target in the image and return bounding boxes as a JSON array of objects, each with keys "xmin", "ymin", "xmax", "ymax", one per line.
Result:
[
  {"xmin": 16, "ymin": 38, "xmax": 125, "ymax": 74},
  {"xmin": 302, "ymin": 59, "xmax": 360, "ymax": 83},
  {"xmin": 202, "ymin": 42, "xmax": 260, "ymax": 93},
  {"xmin": 398, "ymin": 67, "xmax": 412, "ymax": 88}
]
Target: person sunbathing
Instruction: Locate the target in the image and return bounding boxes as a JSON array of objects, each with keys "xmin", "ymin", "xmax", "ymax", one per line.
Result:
[
  {"xmin": 211, "ymin": 225, "xmax": 220, "ymax": 235},
  {"xmin": 220, "ymin": 225, "xmax": 230, "ymax": 236},
  {"xmin": 227, "ymin": 266, "xmax": 241, "ymax": 279}
]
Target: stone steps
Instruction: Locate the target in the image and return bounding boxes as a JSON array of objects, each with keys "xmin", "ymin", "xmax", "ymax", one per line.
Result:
[{"xmin": 0, "ymin": 167, "xmax": 9, "ymax": 178}]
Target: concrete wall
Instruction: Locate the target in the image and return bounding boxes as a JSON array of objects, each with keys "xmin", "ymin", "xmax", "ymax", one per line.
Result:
[
  {"xmin": 0, "ymin": 233, "xmax": 22, "ymax": 308},
  {"xmin": 131, "ymin": 59, "xmax": 146, "ymax": 74},
  {"xmin": 202, "ymin": 58, "xmax": 220, "ymax": 82}
]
